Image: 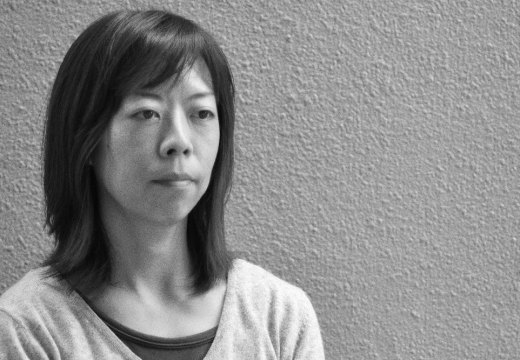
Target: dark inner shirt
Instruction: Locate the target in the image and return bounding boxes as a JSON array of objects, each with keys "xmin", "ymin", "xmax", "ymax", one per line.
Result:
[{"xmin": 77, "ymin": 290, "xmax": 217, "ymax": 360}]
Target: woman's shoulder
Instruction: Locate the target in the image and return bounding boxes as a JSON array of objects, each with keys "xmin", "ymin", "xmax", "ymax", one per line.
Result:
[
  {"xmin": 0, "ymin": 268, "xmax": 139, "ymax": 358},
  {"xmin": 227, "ymin": 258, "xmax": 314, "ymax": 315},
  {"xmin": 0, "ymin": 267, "xmax": 71, "ymax": 321},
  {"xmin": 213, "ymin": 259, "xmax": 324, "ymax": 358}
]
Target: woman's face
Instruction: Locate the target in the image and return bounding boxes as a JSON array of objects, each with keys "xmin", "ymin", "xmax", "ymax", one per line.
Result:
[{"xmin": 93, "ymin": 60, "xmax": 220, "ymax": 226}]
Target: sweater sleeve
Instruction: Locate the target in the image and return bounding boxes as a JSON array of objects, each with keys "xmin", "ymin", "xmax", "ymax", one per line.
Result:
[
  {"xmin": 283, "ymin": 290, "xmax": 325, "ymax": 360},
  {"xmin": 0, "ymin": 310, "xmax": 50, "ymax": 360}
]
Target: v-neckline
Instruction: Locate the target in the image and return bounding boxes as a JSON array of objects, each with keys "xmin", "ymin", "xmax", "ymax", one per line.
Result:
[{"xmin": 66, "ymin": 260, "xmax": 238, "ymax": 359}]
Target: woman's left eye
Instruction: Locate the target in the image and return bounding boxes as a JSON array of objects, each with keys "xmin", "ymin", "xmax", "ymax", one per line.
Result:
[
  {"xmin": 194, "ymin": 110, "xmax": 215, "ymax": 120},
  {"xmin": 135, "ymin": 110, "xmax": 160, "ymax": 120}
]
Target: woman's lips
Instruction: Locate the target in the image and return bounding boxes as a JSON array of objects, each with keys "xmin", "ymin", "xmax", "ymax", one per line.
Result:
[{"xmin": 152, "ymin": 173, "xmax": 194, "ymax": 187}]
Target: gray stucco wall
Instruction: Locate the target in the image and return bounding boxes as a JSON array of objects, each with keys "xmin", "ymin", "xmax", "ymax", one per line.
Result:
[{"xmin": 1, "ymin": 0, "xmax": 519, "ymax": 358}]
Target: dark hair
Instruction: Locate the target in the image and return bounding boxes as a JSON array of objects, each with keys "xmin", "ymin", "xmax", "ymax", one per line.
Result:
[{"xmin": 43, "ymin": 10, "xmax": 234, "ymax": 294}]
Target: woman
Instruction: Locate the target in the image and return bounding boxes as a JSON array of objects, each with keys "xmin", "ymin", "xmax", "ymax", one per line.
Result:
[{"xmin": 0, "ymin": 10, "xmax": 324, "ymax": 359}]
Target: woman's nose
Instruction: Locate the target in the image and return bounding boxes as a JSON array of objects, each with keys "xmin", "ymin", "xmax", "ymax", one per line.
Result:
[{"xmin": 159, "ymin": 113, "xmax": 192, "ymax": 157}]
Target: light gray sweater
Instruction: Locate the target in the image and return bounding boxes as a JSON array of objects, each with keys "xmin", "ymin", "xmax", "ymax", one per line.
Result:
[{"xmin": 0, "ymin": 259, "xmax": 324, "ymax": 359}]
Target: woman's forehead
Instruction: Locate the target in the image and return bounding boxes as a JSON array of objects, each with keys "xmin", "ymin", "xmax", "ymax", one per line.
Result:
[
  {"xmin": 137, "ymin": 59, "xmax": 214, "ymax": 94},
  {"xmin": 127, "ymin": 59, "xmax": 215, "ymax": 100}
]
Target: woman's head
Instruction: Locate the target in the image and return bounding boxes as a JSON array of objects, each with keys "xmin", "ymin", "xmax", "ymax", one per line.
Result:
[{"xmin": 44, "ymin": 10, "xmax": 235, "ymax": 293}]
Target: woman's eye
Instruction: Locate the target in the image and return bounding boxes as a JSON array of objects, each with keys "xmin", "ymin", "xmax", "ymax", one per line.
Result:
[
  {"xmin": 136, "ymin": 110, "xmax": 159, "ymax": 120},
  {"xmin": 196, "ymin": 110, "xmax": 215, "ymax": 120}
]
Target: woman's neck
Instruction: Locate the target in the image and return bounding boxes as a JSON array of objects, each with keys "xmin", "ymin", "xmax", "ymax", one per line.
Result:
[
  {"xmin": 78, "ymin": 210, "xmax": 227, "ymax": 338},
  {"xmin": 100, "ymin": 211, "xmax": 194, "ymax": 304},
  {"xmin": 81, "ymin": 214, "xmax": 227, "ymax": 338}
]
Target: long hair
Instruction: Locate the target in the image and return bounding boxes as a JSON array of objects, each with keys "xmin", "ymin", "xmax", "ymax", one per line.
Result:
[{"xmin": 43, "ymin": 10, "xmax": 234, "ymax": 294}]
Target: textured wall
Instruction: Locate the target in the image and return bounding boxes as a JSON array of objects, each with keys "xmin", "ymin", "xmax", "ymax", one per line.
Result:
[{"xmin": 1, "ymin": 0, "xmax": 519, "ymax": 358}]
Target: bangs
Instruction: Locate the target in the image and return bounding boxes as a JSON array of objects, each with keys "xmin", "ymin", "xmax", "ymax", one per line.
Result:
[{"xmin": 110, "ymin": 12, "xmax": 206, "ymax": 98}]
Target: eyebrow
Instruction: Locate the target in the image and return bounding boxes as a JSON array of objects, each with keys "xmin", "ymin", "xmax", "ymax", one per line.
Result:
[
  {"xmin": 129, "ymin": 90, "xmax": 215, "ymax": 101},
  {"xmin": 186, "ymin": 91, "xmax": 215, "ymax": 101},
  {"xmin": 131, "ymin": 90, "xmax": 163, "ymax": 101}
]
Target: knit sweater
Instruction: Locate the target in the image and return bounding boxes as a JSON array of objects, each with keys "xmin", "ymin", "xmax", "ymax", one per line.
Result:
[{"xmin": 0, "ymin": 259, "xmax": 325, "ymax": 359}]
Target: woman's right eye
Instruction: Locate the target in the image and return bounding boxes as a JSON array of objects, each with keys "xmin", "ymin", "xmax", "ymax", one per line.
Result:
[{"xmin": 135, "ymin": 110, "xmax": 160, "ymax": 121}]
